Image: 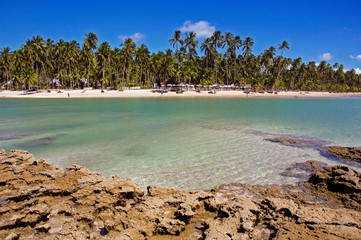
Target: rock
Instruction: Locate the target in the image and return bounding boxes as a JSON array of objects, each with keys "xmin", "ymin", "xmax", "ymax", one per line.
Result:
[
  {"xmin": 1, "ymin": 149, "xmax": 361, "ymax": 239},
  {"xmin": 281, "ymin": 160, "xmax": 328, "ymax": 179},
  {"xmin": 5, "ymin": 232, "xmax": 20, "ymax": 240},
  {"xmin": 327, "ymin": 146, "xmax": 361, "ymax": 162},
  {"xmin": 262, "ymin": 198, "xmax": 298, "ymax": 216},
  {"xmin": 309, "ymin": 165, "xmax": 361, "ymax": 211},
  {"xmin": 309, "ymin": 165, "xmax": 361, "ymax": 194},
  {"xmin": 155, "ymin": 218, "xmax": 185, "ymax": 235},
  {"xmin": 267, "ymin": 137, "xmax": 328, "ymax": 148}
]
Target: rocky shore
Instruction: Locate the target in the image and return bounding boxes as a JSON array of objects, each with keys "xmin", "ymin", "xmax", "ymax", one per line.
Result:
[{"xmin": 1, "ymin": 150, "xmax": 361, "ymax": 239}]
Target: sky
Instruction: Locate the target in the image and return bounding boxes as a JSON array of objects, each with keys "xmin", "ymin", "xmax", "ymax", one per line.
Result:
[{"xmin": 1, "ymin": 0, "xmax": 361, "ymax": 72}]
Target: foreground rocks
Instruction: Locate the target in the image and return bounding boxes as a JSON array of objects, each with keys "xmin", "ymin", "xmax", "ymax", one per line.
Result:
[
  {"xmin": 0, "ymin": 150, "xmax": 361, "ymax": 239},
  {"xmin": 327, "ymin": 146, "xmax": 361, "ymax": 162}
]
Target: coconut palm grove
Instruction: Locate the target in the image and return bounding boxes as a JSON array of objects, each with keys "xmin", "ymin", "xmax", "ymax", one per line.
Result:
[{"xmin": 0, "ymin": 31, "xmax": 360, "ymax": 92}]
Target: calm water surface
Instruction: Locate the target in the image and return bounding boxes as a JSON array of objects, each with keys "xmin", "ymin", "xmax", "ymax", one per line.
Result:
[{"xmin": 1, "ymin": 97, "xmax": 360, "ymax": 190}]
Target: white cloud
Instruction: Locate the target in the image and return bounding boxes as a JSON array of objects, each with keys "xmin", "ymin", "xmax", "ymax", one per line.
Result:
[
  {"xmin": 318, "ymin": 52, "xmax": 334, "ymax": 61},
  {"xmin": 343, "ymin": 68, "xmax": 361, "ymax": 74},
  {"xmin": 350, "ymin": 55, "xmax": 361, "ymax": 61},
  {"xmin": 180, "ymin": 20, "xmax": 215, "ymax": 38},
  {"xmin": 118, "ymin": 32, "xmax": 145, "ymax": 42}
]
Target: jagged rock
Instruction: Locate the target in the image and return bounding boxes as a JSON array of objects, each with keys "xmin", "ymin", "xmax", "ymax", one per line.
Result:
[
  {"xmin": 309, "ymin": 165, "xmax": 361, "ymax": 194},
  {"xmin": 328, "ymin": 146, "xmax": 361, "ymax": 162},
  {"xmin": 1, "ymin": 150, "xmax": 361, "ymax": 239},
  {"xmin": 262, "ymin": 198, "xmax": 298, "ymax": 216}
]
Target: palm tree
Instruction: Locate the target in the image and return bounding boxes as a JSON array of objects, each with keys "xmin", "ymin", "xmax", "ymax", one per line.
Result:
[
  {"xmin": 224, "ymin": 32, "xmax": 234, "ymax": 85},
  {"xmin": 135, "ymin": 44, "xmax": 150, "ymax": 87},
  {"xmin": 64, "ymin": 40, "xmax": 80, "ymax": 88},
  {"xmin": 30, "ymin": 35, "xmax": 48, "ymax": 88},
  {"xmin": 121, "ymin": 38, "xmax": 136, "ymax": 88},
  {"xmin": 272, "ymin": 41, "xmax": 290, "ymax": 90},
  {"xmin": 260, "ymin": 46, "xmax": 276, "ymax": 79},
  {"xmin": 12, "ymin": 48, "xmax": 26, "ymax": 89},
  {"xmin": 184, "ymin": 32, "xmax": 199, "ymax": 61},
  {"xmin": 54, "ymin": 39, "xmax": 66, "ymax": 88},
  {"xmin": 210, "ymin": 31, "xmax": 224, "ymax": 84},
  {"xmin": 0, "ymin": 47, "xmax": 13, "ymax": 89},
  {"xmin": 233, "ymin": 35, "xmax": 242, "ymax": 83},
  {"xmin": 83, "ymin": 32, "xmax": 98, "ymax": 87},
  {"xmin": 96, "ymin": 42, "xmax": 111, "ymax": 90},
  {"xmin": 290, "ymin": 57, "xmax": 301, "ymax": 90},
  {"xmin": 200, "ymin": 37, "xmax": 213, "ymax": 69},
  {"xmin": 278, "ymin": 41, "xmax": 289, "ymax": 56},
  {"xmin": 242, "ymin": 36, "xmax": 254, "ymax": 85},
  {"xmin": 169, "ymin": 30, "xmax": 183, "ymax": 69}
]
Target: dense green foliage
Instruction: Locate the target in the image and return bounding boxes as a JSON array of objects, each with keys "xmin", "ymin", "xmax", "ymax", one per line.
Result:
[{"xmin": 0, "ymin": 31, "xmax": 360, "ymax": 91}]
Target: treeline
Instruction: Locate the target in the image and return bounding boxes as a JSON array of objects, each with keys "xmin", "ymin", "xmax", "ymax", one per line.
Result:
[{"xmin": 0, "ymin": 31, "xmax": 360, "ymax": 91}]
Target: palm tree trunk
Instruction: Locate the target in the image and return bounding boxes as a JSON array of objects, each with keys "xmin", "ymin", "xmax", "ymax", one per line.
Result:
[
  {"xmin": 102, "ymin": 66, "xmax": 105, "ymax": 89},
  {"xmin": 87, "ymin": 59, "xmax": 91, "ymax": 87},
  {"xmin": 127, "ymin": 68, "xmax": 130, "ymax": 89},
  {"xmin": 68, "ymin": 61, "xmax": 72, "ymax": 89},
  {"xmin": 226, "ymin": 60, "xmax": 229, "ymax": 85},
  {"xmin": 108, "ymin": 59, "xmax": 112, "ymax": 89}
]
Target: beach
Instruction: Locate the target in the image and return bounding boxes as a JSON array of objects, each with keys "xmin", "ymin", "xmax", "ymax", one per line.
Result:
[{"xmin": 1, "ymin": 89, "xmax": 360, "ymax": 98}]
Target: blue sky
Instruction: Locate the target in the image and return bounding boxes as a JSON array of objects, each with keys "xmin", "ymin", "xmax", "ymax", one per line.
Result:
[{"xmin": 1, "ymin": 0, "xmax": 361, "ymax": 72}]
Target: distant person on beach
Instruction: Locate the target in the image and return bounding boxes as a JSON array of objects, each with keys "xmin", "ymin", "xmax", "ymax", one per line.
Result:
[{"xmin": 68, "ymin": 93, "xmax": 70, "ymax": 98}]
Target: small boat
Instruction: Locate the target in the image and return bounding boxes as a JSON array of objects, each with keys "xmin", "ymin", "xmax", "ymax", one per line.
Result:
[
  {"xmin": 267, "ymin": 91, "xmax": 273, "ymax": 94},
  {"xmin": 176, "ymin": 90, "xmax": 183, "ymax": 94},
  {"xmin": 208, "ymin": 90, "xmax": 216, "ymax": 94}
]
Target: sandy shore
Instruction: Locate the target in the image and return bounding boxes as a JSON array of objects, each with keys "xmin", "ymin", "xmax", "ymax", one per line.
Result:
[{"xmin": 0, "ymin": 89, "xmax": 361, "ymax": 98}]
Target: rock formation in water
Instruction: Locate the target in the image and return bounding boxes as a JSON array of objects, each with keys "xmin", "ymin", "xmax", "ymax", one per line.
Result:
[
  {"xmin": 0, "ymin": 149, "xmax": 361, "ymax": 239},
  {"xmin": 327, "ymin": 146, "xmax": 361, "ymax": 162}
]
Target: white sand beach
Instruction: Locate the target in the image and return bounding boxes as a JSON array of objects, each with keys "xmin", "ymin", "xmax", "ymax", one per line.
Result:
[{"xmin": 0, "ymin": 89, "xmax": 360, "ymax": 98}]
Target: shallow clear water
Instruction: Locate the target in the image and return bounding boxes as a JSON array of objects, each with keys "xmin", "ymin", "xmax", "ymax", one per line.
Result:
[{"xmin": 1, "ymin": 97, "xmax": 360, "ymax": 190}]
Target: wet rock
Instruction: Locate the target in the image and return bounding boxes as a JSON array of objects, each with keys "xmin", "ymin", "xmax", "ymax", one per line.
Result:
[
  {"xmin": 327, "ymin": 146, "xmax": 361, "ymax": 162},
  {"xmin": 0, "ymin": 130, "xmax": 28, "ymax": 141},
  {"xmin": 281, "ymin": 160, "xmax": 328, "ymax": 179},
  {"xmin": 267, "ymin": 137, "xmax": 328, "ymax": 148}
]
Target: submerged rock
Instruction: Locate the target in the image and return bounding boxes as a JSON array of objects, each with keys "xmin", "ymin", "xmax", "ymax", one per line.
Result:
[
  {"xmin": 267, "ymin": 136, "xmax": 329, "ymax": 148},
  {"xmin": 0, "ymin": 130, "xmax": 29, "ymax": 141},
  {"xmin": 281, "ymin": 160, "xmax": 328, "ymax": 179},
  {"xmin": 0, "ymin": 149, "xmax": 361, "ymax": 239}
]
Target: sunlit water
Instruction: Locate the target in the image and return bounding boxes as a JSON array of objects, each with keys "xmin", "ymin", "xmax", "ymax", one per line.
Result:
[{"xmin": 1, "ymin": 97, "xmax": 361, "ymax": 190}]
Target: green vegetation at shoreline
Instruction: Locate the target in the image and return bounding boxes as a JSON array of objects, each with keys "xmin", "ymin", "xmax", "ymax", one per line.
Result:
[{"xmin": 0, "ymin": 31, "xmax": 360, "ymax": 92}]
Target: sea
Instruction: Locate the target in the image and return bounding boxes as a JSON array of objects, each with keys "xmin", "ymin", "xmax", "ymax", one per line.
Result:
[{"xmin": 1, "ymin": 97, "xmax": 360, "ymax": 190}]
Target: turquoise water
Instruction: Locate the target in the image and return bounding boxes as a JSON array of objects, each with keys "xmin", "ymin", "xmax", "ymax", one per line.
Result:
[{"xmin": 1, "ymin": 98, "xmax": 361, "ymax": 190}]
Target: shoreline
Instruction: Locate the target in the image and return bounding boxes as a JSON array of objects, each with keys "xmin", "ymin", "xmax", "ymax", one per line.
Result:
[{"xmin": 1, "ymin": 89, "xmax": 361, "ymax": 99}]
